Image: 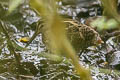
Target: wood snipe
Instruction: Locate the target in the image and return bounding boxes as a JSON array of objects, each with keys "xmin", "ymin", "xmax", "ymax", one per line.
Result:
[{"xmin": 65, "ymin": 20, "xmax": 103, "ymax": 53}]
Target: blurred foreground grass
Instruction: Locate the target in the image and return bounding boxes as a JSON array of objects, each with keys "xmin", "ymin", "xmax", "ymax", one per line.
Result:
[
  {"xmin": 6, "ymin": 0, "xmax": 120, "ymax": 79},
  {"xmin": 29, "ymin": 0, "xmax": 92, "ymax": 80}
]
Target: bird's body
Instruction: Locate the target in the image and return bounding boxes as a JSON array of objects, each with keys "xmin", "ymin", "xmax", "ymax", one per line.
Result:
[
  {"xmin": 41, "ymin": 20, "xmax": 103, "ymax": 53},
  {"xmin": 65, "ymin": 20, "xmax": 103, "ymax": 53}
]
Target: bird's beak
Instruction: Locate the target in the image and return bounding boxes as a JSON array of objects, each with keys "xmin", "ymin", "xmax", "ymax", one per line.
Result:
[{"xmin": 97, "ymin": 39, "xmax": 104, "ymax": 44}]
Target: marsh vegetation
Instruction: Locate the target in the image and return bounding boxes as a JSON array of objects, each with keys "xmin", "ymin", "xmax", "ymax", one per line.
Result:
[{"xmin": 0, "ymin": 0, "xmax": 120, "ymax": 80}]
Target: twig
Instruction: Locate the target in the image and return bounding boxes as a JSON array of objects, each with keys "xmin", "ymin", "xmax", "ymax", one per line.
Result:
[{"xmin": 0, "ymin": 20, "xmax": 21, "ymax": 71}]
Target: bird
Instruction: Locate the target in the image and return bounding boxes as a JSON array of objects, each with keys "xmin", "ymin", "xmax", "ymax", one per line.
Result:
[
  {"xmin": 64, "ymin": 20, "xmax": 103, "ymax": 53},
  {"xmin": 42, "ymin": 19, "xmax": 103, "ymax": 54}
]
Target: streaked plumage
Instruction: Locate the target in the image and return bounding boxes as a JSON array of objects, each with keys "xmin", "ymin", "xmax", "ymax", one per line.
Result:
[{"xmin": 65, "ymin": 20, "xmax": 103, "ymax": 52}]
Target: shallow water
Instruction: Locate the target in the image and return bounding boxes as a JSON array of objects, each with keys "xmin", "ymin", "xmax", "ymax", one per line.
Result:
[{"xmin": 0, "ymin": 0, "xmax": 120, "ymax": 80}]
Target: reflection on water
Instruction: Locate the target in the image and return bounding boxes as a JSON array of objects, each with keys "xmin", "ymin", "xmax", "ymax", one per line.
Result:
[{"xmin": 0, "ymin": 0, "xmax": 120, "ymax": 80}]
